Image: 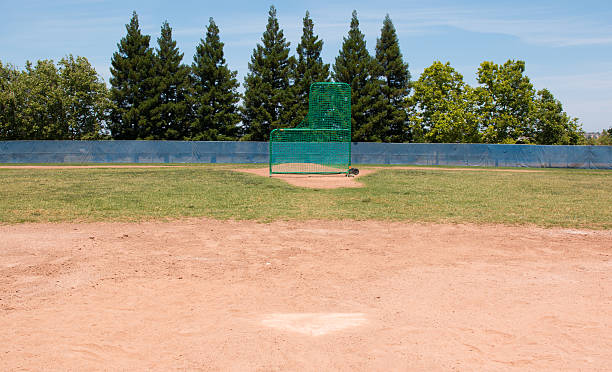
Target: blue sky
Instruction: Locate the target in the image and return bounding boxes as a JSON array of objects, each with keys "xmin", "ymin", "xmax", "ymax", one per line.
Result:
[{"xmin": 2, "ymin": 0, "xmax": 611, "ymax": 132}]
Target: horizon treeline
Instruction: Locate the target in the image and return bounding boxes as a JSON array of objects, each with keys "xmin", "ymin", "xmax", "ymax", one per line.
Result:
[{"xmin": 1, "ymin": 7, "xmax": 606, "ymax": 145}]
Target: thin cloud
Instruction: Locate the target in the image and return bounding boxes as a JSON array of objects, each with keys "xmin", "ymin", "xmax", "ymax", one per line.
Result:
[
  {"xmin": 536, "ymin": 71, "xmax": 612, "ymax": 92},
  {"xmin": 389, "ymin": 6, "xmax": 612, "ymax": 47},
  {"xmin": 307, "ymin": 5, "xmax": 612, "ymax": 47}
]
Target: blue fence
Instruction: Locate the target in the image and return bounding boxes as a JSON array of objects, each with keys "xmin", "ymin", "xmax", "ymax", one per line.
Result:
[{"xmin": 0, "ymin": 141, "xmax": 610, "ymax": 169}]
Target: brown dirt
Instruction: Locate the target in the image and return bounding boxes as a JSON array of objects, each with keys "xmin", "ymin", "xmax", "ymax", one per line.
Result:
[
  {"xmin": 236, "ymin": 167, "xmax": 375, "ymax": 189},
  {"xmin": 1, "ymin": 219, "xmax": 611, "ymax": 371}
]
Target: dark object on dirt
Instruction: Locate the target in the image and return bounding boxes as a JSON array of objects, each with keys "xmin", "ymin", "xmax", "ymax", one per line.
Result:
[{"xmin": 348, "ymin": 168, "xmax": 359, "ymax": 176}]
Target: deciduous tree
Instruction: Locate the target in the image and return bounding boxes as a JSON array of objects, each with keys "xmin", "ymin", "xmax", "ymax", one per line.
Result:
[
  {"xmin": 21, "ymin": 60, "xmax": 65, "ymax": 139},
  {"xmin": 476, "ymin": 60, "xmax": 534, "ymax": 143},
  {"xmin": 0, "ymin": 61, "xmax": 22, "ymax": 140},
  {"xmin": 407, "ymin": 61, "xmax": 480, "ymax": 143},
  {"xmin": 58, "ymin": 55, "xmax": 110, "ymax": 139},
  {"xmin": 531, "ymin": 88, "xmax": 583, "ymax": 145},
  {"xmin": 1, "ymin": 58, "xmax": 109, "ymax": 140}
]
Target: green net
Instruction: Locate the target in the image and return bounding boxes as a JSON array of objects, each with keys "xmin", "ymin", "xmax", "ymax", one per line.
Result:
[{"xmin": 270, "ymin": 82, "xmax": 351, "ymax": 174}]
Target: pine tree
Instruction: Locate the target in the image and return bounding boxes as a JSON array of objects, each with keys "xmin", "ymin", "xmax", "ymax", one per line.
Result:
[
  {"xmin": 332, "ymin": 10, "xmax": 379, "ymax": 141},
  {"xmin": 150, "ymin": 21, "xmax": 191, "ymax": 140},
  {"xmin": 290, "ymin": 10, "xmax": 330, "ymax": 127},
  {"xmin": 109, "ymin": 11, "xmax": 156, "ymax": 139},
  {"xmin": 374, "ymin": 14, "xmax": 411, "ymax": 142},
  {"xmin": 242, "ymin": 5, "xmax": 295, "ymax": 141},
  {"xmin": 190, "ymin": 18, "xmax": 241, "ymax": 140}
]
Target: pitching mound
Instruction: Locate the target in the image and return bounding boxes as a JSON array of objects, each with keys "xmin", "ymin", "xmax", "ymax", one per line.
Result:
[{"xmin": 235, "ymin": 167, "xmax": 375, "ymax": 189}]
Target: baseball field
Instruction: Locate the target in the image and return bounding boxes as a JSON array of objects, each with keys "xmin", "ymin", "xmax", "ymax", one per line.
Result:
[{"xmin": 1, "ymin": 164, "xmax": 610, "ymax": 370}]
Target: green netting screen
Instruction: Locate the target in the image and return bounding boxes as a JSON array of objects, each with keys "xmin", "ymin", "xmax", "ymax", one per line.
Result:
[{"xmin": 269, "ymin": 82, "xmax": 351, "ymax": 174}]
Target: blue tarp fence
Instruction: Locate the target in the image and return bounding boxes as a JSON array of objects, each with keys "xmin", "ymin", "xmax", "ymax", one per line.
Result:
[{"xmin": 0, "ymin": 141, "xmax": 610, "ymax": 169}]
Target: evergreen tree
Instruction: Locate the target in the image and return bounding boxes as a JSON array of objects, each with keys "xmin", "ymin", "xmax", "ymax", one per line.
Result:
[
  {"xmin": 109, "ymin": 11, "xmax": 156, "ymax": 139},
  {"xmin": 150, "ymin": 21, "xmax": 191, "ymax": 139},
  {"xmin": 290, "ymin": 10, "xmax": 330, "ymax": 127},
  {"xmin": 332, "ymin": 10, "xmax": 379, "ymax": 141},
  {"xmin": 242, "ymin": 5, "xmax": 295, "ymax": 141},
  {"xmin": 191, "ymin": 17, "xmax": 241, "ymax": 140},
  {"xmin": 374, "ymin": 14, "xmax": 411, "ymax": 142}
]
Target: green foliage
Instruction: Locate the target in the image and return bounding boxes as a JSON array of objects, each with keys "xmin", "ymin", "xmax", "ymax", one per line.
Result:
[
  {"xmin": 531, "ymin": 89, "xmax": 583, "ymax": 145},
  {"xmin": 190, "ymin": 18, "xmax": 241, "ymax": 140},
  {"xmin": 373, "ymin": 15, "xmax": 411, "ymax": 142},
  {"xmin": 290, "ymin": 11, "xmax": 330, "ymax": 127},
  {"xmin": 150, "ymin": 21, "xmax": 191, "ymax": 140},
  {"xmin": 333, "ymin": 10, "xmax": 380, "ymax": 141},
  {"xmin": 21, "ymin": 60, "xmax": 65, "ymax": 139},
  {"xmin": 2, "ymin": 8, "xmax": 592, "ymax": 145},
  {"xmin": 585, "ymin": 128, "xmax": 612, "ymax": 145},
  {"xmin": 598, "ymin": 131, "xmax": 612, "ymax": 145},
  {"xmin": 407, "ymin": 62, "xmax": 481, "ymax": 143},
  {"xmin": 0, "ymin": 61, "xmax": 27, "ymax": 139},
  {"xmin": 0, "ymin": 58, "xmax": 109, "ymax": 140},
  {"xmin": 109, "ymin": 11, "xmax": 156, "ymax": 139},
  {"xmin": 476, "ymin": 60, "xmax": 534, "ymax": 144},
  {"xmin": 242, "ymin": 6, "xmax": 295, "ymax": 141},
  {"xmin": 58, "ymin": 55, "xmax": 111, "ymax": 140}
]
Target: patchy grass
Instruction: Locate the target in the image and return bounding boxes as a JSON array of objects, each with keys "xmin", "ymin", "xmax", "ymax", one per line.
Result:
[{"xmin": 0, "ymin": 165, "xmax": 610, "ymax": 228}]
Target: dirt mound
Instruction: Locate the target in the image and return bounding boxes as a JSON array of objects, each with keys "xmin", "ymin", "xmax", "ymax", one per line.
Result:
[{"xmin": 236, "ymin": 167, "xmax": 375, "ymax": 189}]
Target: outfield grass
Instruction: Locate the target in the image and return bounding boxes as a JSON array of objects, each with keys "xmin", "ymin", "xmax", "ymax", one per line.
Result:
[{"xmin": 0, "ymin": 165, "xmax": 610, "ymax": 228}]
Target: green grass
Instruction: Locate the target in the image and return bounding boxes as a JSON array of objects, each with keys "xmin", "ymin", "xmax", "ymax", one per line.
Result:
[{"xmin": 0, "ymin": 165, "xmax": 610, "ymax": 229}]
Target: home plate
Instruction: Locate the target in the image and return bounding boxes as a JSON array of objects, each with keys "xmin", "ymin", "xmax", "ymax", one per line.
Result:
[{"xmin": 261, "ymin": 313, "xmax": 367, "ymax": 336}]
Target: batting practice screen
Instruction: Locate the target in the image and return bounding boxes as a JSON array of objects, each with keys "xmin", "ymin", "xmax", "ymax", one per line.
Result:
[{"xmin": 269, "ymin": 82, "xmax": 352, "ymax": 174}]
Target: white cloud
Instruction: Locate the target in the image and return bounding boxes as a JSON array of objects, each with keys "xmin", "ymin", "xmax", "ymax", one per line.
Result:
[{"xmin": 311, "ymin": 5, "xmax": 612, "ymax": 47}]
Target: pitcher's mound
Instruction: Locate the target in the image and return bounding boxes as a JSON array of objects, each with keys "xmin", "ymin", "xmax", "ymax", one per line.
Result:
[{"xmin": 235, "ymin": 167, "xmax": 373, "ymax": 189}]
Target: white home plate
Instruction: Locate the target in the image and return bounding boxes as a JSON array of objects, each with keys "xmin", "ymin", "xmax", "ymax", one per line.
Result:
[{"xmin": 261, "ymin": 313, "xmax": 367, "ymax": 336}]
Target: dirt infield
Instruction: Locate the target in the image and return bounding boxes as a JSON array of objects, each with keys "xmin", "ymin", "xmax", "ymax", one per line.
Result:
[{"xmin": 1, "ymin": 219, "xmax": 610, "ymax": 371}]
